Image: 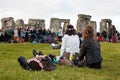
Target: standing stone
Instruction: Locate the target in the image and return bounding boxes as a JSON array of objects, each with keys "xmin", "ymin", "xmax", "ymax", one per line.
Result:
[
  {"xmin": 28, "ymin": 19, "xmax": 45, "ymax": 28},
  {"xmin": 60, "ymin": 19, "xmax": 70, "ymax": 31},
  {"xmin": 100, "ymin": 19, "xmax": 112, "ymax": 33},
  {"xmin": 90, "ymin": 21, "xmax": 97, "ymax": 32},
  {"xmin": 50, "ymin": 18, "xmax": 61, "ymax": 33},
  {"xmin": 76, "ymin": 14, "xmax": 91, "ymax": 32},
  {"xmin": 76, "ymin": 14, "xmax": 97, "ymax": 34},
  {"xmin": 16, "ymin": 19, "xmax": 25, "ymax": 28},
  {"xmin": 50, "ymin": 18, "xmax": 70, "ymax": 33},
  {"xmin": 1, "ymin": 17, "xmax": 15, "ymax": 28}
]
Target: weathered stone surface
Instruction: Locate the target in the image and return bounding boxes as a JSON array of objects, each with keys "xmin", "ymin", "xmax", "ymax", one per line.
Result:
[
  {"xmin": 78, "ymin": 14, "xmax": 91, "ymax": 20},
  {"xmin": 100, "ymin": 19, "xmax": 112, "ymax": 33},
  {"xmin": 28, "ymin": 19, "xmax": 45, "ymax": 28},
  {"xmin": 101, "ymin": 19, "xmax": 112, "ymax": 23},
  {"xmin": 76, "ymin": 14, "xmax": 96, "ymax": 33},
  {"xmin": 16, "ymin": 19, "xmax": 25, "ymax": 28},
  {"xmin": 50, "ymin": 18, "xmax": 70, "ymax": 33},
  {"xmin": 0, "ymin": 16, "xmax": 114, "ymax": 33},
  {"xmin": 90, "ymin": 21, "xmax": 97, "ymax": 32},
  {"xmin": 1, "ymin": 17, "xmax": 15, "ymax": 28}
]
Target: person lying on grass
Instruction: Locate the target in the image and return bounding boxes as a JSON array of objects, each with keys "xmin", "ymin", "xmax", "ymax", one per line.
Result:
[{"xmin": 18, "ymin": 49, "xmax": 56, "ymax": 71}]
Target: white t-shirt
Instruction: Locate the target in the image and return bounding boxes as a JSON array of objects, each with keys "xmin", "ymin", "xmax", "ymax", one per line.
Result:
[
  {"xmin": 58, "ymin": 28, "xmax": 63, "ymax": 37},
  {"xmin": 14, "ymin": 29, "xmax": 19, "ymax": 37},
  {"xmin": 57, "ymin": 34, "xmax": 80, "ymax": 60}
]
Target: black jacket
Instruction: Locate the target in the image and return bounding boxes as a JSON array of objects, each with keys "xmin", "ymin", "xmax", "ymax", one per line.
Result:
[{"xmin": 79, "ymin": 39, "xmax": 102, "ymax": 65}]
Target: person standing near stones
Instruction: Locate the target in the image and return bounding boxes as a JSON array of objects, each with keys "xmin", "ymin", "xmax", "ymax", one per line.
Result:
[
  {"xmin": 107, "ymin": 25, "xmax": 112, "ymax": 42},
  {"xmin": 101, "ymin": 29, "xmax": 107, "ymax": 41},
  {"xmin": 58, "ymin": 27, "xmax": 63, "ymax": 42},
  {"xmin": 111, "ymin": 25, "xmax": 117, "ymax": 43}
]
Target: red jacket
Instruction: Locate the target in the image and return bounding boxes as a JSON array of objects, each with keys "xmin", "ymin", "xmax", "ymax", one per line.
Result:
[{"xmin": 97, "ymin": 35, "xmax": 102, "ymax": 42}]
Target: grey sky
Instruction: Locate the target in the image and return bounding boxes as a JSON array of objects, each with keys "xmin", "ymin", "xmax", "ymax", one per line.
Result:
[{"xmin": 0, "ymin": 0, "xmax": 120, "ymax": 32}]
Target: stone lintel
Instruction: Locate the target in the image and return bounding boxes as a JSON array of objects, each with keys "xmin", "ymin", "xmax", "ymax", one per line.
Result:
[
  {"xmin": 101, "ymin": 19, "xmax": 112, "ymax": 23},
  {"xmin": 78, "ymin": 14, "xmax": 91, "ymax": 20},
  {"xmin": 1, "ymin": 17, "xmax": 14, "ymax": 23}
]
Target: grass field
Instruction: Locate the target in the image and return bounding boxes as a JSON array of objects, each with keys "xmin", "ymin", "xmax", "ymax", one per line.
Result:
[{"xmin": 0, "ymin": 42, "xmax": 120, "ymax": 80}]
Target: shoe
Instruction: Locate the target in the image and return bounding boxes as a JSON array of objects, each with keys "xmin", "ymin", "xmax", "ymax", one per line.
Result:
[
  {"xmin": 18, "ymin": 56, "xmax": 30, "ymax": 70},
  {"xmin": 33, "ymin": 49, "xmax": 38, "ymax": 57},
  {"xmin": 38, "ymin": 51, "xmax": 43, "ymax": 55}
]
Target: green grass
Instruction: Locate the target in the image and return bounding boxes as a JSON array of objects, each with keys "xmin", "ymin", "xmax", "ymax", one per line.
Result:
[{"xmin": 0, "ymin": 42, "xmax": 120, "ymax": 80}]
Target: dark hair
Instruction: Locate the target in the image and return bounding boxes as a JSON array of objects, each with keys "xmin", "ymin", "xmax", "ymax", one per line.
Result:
[
  {"xmin": 96, "ymin": 32, "xmax": 100, "ymax": 37},
  {"xmin": 82, "ymin": 26, "xmax": 95, "ymax": 39},
  {"xmin": 65, "ymin": 25, "xmax": 76, "ymax": 35},
  {"xmin": 29, "ymin": 61, "xmax": 42, "ymax": 70},
  {"xmin": 112, "ymin": 25, "xmax": 116, "ymax": 35},
  {"xmin": 82, "ymin": 26, "xmax": 99, "ymax": 48}
]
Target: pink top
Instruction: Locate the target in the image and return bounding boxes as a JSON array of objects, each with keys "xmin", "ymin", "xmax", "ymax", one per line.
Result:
[{"xmin": 27, "ymin": 57, "xmax": 43, "ymax": 68}]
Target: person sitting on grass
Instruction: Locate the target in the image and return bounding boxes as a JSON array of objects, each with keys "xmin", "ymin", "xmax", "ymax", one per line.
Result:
[
  {"xmin": 57, "ymin": 24, "xmax": 80, "ymax": 67},
  {"xmin": 18, "ymin": 49, "xmax": 56, "ymax": 71},
  {"xmin": 73, "ymin": 26, "xmax": 102, "ymax": 69}
]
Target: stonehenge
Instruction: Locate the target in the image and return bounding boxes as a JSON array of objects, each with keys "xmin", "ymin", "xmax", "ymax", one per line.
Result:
[
  {"xmin": 0, "ymin": 14, "xmax": 114, "ymax": 33},
  {"xmin": 100, "ymin": 19, "xmax": 112, "ymax": 33},
  {"xmin": 50, "ymin": 18, "xmax": 70, "ymax": 32},
  {"xmin": 76, "ymin": 14, "xmax": 97, "ymax": 33},
  {"xmin": 28, "ymin": 19, "xmax": 45, "ymax": 29},
  {"xmin": 1, "ymin": 17, "xmax": 15, "ymax": 28},
  {"xmin": 16, "ymin": 19, "xmax": 25, "ymax": 28}
]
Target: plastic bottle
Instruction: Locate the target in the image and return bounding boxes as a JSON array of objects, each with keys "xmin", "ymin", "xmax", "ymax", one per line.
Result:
[{"xmin": 69, "ymin": 54, "xmax": 74, "ymax": 61}]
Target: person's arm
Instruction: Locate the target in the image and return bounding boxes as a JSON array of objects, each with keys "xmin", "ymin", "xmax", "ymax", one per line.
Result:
[
  {"xmin": 57, "ymin": 35, "xmax": 68, "ymax": 60},
  {"xmin": 79, "ymin": 40, "xmax": 87, "ymax": 60}
]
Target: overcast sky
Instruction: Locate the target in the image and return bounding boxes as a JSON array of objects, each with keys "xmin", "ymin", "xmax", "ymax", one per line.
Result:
[{"xmin": 0, "ymin": 0, "xmax": 120, "ymax": 32}]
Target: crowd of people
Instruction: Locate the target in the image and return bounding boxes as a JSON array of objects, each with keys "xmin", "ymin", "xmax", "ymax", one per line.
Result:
[
  {"xmin": 0, "ymin": 24, "xmax": 119, "ymax": 71},
  {"xmin": 17, "ymin": 25, "xmax": 105, "ymax": 71},
  {"xmin": 0, "ymin": 26, "xmax": 61, "ymax": 44},
  {"xmin": 0, "ymin": 24, "xmax": 119, "ymax": 44},
  {"xmin": 96, "ymin": 25, "xmax": 120, "ymax": 43}
]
